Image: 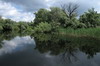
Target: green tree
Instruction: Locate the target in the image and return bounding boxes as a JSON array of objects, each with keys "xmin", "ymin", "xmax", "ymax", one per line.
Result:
[
  {"xmin": 2, "ymin": 19, "xmax": 15, "ymax": 31},
  {"xmin": 49, "ymin": 7, "xmax": 68, "ymax": 27},
  {"xmin": 34, "ymin": 9, "xmax": 49, "ymax": 25},
  {"xmin": 34, "ymin": 22, "xmax": 52, "ymax": 33},
  {"xmin": 34, "ymin": 7, "xmax": 68, "ymax": 27},
  {"xmin": 79, "ymin": 8, "xmax": 100, "ymax": 28},
  {"xmin": 60, "ymin": 3, "xmax": 84, "ymax": 28},
  {"xmin": 61, "ymin": 3, "xmax": 78, "ymax": 20}
]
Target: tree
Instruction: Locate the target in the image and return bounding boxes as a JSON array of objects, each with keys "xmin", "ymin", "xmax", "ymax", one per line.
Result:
[
  {"xmin": 61, "ymin": 3, "xmax": 79, "ymax": 20},
  {"xmin": 60, "ymin": 3, "xmax": 83, "ymax": 28},
  {"xmin": 34, "ymin": 22, "xmax": 52, "ymax": 33},
  {"xmin": 34, "ymin": 7, "xmax": 68, "ymax": 27},
  {"xmin": 2, "ymin": 19, "xmax": 15, "ymax": 31},
  {"xmin": 79, "ymin": 8, "xmax": 100, "ymax": 28},
  {"xmin": 34, "ymin": 9, "xmax": 49, "ymax": 25},
  {"xmin": 49, "ymin": 7, "xmax": 67, "ymax": 25}
]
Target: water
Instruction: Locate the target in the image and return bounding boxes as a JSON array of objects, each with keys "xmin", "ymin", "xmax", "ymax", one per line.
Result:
[{"xmin": 0, "ymin": 32, "xmax": 100, "ymax": 66}]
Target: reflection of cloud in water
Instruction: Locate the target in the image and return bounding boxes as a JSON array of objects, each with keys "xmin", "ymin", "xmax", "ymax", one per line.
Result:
[
  {"xmin": 45, "ymin": 52, "xmax": 55, "ymax": 58},
  {"xmin": 0, "ymin": 36, "xmax": 35, "ymax": 55}
]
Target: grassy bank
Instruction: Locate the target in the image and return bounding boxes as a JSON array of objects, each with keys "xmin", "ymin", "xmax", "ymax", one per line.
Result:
[{"xmin": 58, "ymin": 27, "xmax": 100, "ymax": 38}]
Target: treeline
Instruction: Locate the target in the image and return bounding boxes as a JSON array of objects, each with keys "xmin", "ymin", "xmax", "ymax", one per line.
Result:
[
  {"xmin": 0, "ymin": 3, "xmax": 100, "ymax": 33},
  {"xmin": 0, "ymin": 17, "xmax": 34, "ymax": 32},
  {"xmin": 33, "ymin": 4, "xmax": 100, "ymax": 33}
]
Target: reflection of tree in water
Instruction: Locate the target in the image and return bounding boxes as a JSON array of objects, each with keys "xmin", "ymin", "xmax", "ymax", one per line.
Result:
[
  {"xmin": 33, "ymin": 34, "xmax": 79, "ymax": 63},
  {"xmin": 60, "ymin": 45, "xmax": 78, "ymax": 63},
  {"xmin": 0, "ymin": 31, "xmax": 100, "ymax": 61},
  {"xmin": 34, "ymin": 33, "xmax": 100, "ymax": 62},
  {"xmin": 0, "ymin": 31, "xmax": 18, "ymax": 48},
  {"xmin": 0, "ymin": 31, "xmax": 32, "ymax": 48},
  {"xmin": 78, "ymin": 37, "xmax": 100, "ymax": 59}
]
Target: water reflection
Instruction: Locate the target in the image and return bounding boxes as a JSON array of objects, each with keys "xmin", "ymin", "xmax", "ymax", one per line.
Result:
[
  {"xmin": 0, "ymin": 36, "xmax": 35, "ymax": 55},
  {"xmin": 0, "ymin": 32, "xmax": 100, "ymax": 66},
  {"xmin": 33, "ymin": 33, "xmax": 100, "ymax": 62}
]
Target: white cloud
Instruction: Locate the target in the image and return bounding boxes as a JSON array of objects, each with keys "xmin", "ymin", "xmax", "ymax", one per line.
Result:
[
  {"xmin": 0, "ymin": 1, "xmax": 34, "ymax": 22},
  {"xmin": 45, "ymin": 0, "xmax": 55, "ymax": 7},
  {"xmin": 1, "ymin": 0, "xmax": 100, "ymax": 22}
]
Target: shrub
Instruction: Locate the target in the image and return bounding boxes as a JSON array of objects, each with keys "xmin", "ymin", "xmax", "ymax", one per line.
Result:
[
  {"xmin": 34, "ymin": 22, "xmax": 52, "ymax": 33},
  {"xmin": 0, "ymin": 26, "xmax": 3, "ymax": 31}
]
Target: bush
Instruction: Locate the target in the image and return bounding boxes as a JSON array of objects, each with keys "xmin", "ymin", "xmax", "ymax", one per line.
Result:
[
  {"xmin": 0, "ymin": 26, "xmax": 3, "ymax": 31},
  {"xmin": 50, "ymin": 21, "xmax": 60, "ymax": 32},
  {"xmin": 2, "ymin": 24, "xmax": 13, "ymax": 31},
  {"xmin": 79, "ymin": 8, "xmax": 100, "ymax": 28},
  {"xmin": 25, "ymin": 27, "xmax": 33, "ymax": 32},
  {"xmin": 34, "ymin": 22, "xmax": 52, "ymax": 33}
]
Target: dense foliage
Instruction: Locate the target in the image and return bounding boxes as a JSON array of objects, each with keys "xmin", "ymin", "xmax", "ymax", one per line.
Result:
[
  {"xmin": 34, "ymin": 22, "xmax": 52, "ymax": 33},
  {"xmin": 0, "ymin": 5, "xmax": 100, "ymax": 33},
  {"xmin": 0, "ymin": 18, "xmax": 34, "ymax": 32},
  {"xmin": 79, "ymin": 8, "xmax": 100, "ymax": 28}
]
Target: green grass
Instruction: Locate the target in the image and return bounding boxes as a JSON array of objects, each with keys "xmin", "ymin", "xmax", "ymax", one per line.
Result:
[{"xmin": 58, "ymin": 27, "xmax": 100, "ymax": 38}]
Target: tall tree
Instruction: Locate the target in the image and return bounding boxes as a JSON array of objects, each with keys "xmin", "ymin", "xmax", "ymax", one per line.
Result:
[
  {"xmin": 61, "ymin": 3, "xmax": 79, "ymax": 20},
  {"xmin": 34, "ymin": 8, "xmax": 49, "ymax": 25},
  {"xmin": 34, "ymin": 7, "xmax": 68, "ymax": 27},
  {"xmin": 79, "ymin": 8, "xmax": 100, "ymax": 27}
]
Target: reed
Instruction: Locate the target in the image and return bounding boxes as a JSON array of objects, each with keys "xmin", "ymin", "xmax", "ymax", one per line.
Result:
[{"xmin": 58, "ymin": 27, "xmax": 100, "ymax": 38}]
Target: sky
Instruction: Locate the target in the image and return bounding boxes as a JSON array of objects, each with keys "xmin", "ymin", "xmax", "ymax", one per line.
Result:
[{"xmin": 0, "ymin": 0, "xmax": 100, "ymax": 22}]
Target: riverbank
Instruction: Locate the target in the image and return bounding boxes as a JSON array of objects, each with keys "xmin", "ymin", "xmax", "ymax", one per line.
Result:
[{"xmin": 58, "ymin": 27, "xmax": 100, "ymax": 39}]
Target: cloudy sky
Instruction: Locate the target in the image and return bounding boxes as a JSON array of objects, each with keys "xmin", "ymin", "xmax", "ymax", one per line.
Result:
[{"xmin": 0, "ymin": 0, "xmax": 100, "ymax": 22}]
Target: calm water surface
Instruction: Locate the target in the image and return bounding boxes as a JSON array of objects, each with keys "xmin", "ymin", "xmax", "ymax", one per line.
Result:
[{"xmin": 0, "ymin": 33, "xmax": 100, "ymax": 66}]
